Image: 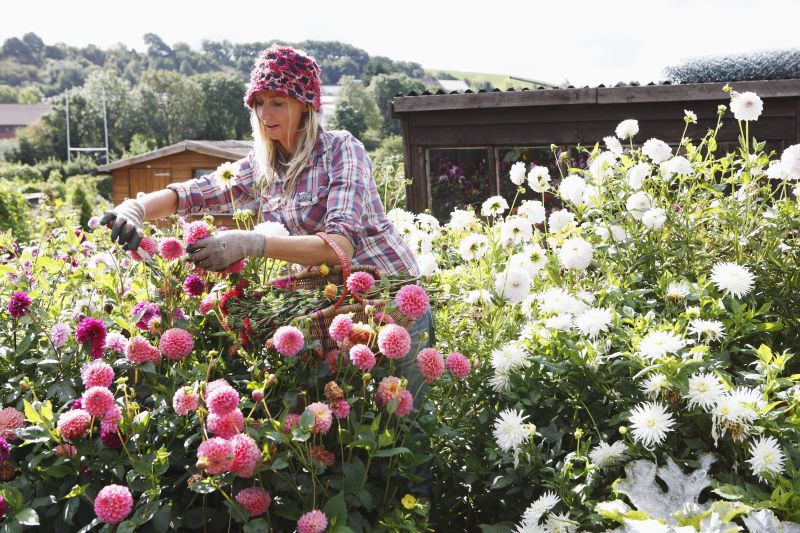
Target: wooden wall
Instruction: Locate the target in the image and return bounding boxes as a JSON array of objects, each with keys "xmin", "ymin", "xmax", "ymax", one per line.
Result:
[{"xmin": 111, "ymin": 151, "xmax": 235, "ymax": 226}]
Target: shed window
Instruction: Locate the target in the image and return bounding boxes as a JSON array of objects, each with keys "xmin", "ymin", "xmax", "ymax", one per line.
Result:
[
  {"xmin": 496, "ymin": 147, "xmax": 563, "ymax": 208},
  {"xmin": 426, "ymin": 148, "xmax": 491, "ymax": 221},
  {"xmin": 193, "ymin": 168, "xmax": 216, "ymax": 180}
]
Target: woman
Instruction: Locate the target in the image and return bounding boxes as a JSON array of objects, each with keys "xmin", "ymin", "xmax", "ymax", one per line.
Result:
[
  {"xmin": 101, "ymin": 45, "xmax": 418, "ymax": 279},
  {"xmin": 99, "ymin": 44, "xmax": 431, "ymax": 391}
]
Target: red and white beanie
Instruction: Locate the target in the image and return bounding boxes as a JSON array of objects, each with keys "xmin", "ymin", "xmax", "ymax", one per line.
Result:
[{"xmin": 243, "ymin": 45, "xmax": 323, "ymax": 112}]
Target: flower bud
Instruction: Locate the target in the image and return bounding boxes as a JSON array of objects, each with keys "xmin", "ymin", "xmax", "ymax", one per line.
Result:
[
  {"xmin": 266, "ymin": 374, "xmax": 277, "ymax": 387},
  {"xmin": 364, "ymin": 304, "xmax": 375, "ymax": 316},
  {"xmin": 362, "ymin": 373, "xmax": 372, "ymax": 382},
  {"xmin": 618, "ymin": 426, "xmax": 628, "ymax": 435},
  {"xmin": 318, "ymin": 263, "xmax": 330, "ymax": 276},
  {"xmin": 252, "ymin": 390, "xmax": 264, "ymax": 402},
  {"xmin": 574, "ymin": 428, "xmax": 583, "ymax": 440},
  {"xmin": 400, "ymin": 378, "xmax": 408, "ymax": 389},
  {"xmin": 196, "ymin": 457, "xmax": 209, "ymax": 471},
  {"xmin": 323, "ymin": 283, "xmax": 338, "ymax": 300}
]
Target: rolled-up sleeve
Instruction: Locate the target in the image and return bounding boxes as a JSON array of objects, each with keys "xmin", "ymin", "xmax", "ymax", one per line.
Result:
[
  {"xmin": 325, "ymin": 134, "xmax": 369, "ymax": 250},
  {"xmin": 167, "ymin": 154, "xmax": 257, "ymax": 216}
]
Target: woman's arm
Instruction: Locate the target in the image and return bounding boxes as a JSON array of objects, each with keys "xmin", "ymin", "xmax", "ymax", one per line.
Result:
[
  {"xmin": 139, "ymin": 189, "xmax": 179, "ymax": 220},
  {"xmin": 264, "ymin": 232, "xmax": 354, "ymax": 266}
]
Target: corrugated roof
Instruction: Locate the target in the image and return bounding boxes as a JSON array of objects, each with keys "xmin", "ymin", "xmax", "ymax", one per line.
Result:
[
  {"xmin": 0, "ymin": 104, "xmax": 51, "ymax": 126},
  {"xmin": 98, "ymin": 140, "xmax": 253, "ymax": 171},
  {"xmin": 390, "ymin": 78, "xmax": 800, "ymax": 114}
]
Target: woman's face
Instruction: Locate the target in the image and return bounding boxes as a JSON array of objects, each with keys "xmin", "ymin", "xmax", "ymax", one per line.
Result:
[{"xmin": 254, "ymin": 91, "xmax": 307, "ymax": 153}]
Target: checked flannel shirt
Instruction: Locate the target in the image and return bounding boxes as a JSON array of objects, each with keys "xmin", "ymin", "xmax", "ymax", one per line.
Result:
[{"xmin": 167, "ymin": 129, "xmax": 419, "ymax": 276}]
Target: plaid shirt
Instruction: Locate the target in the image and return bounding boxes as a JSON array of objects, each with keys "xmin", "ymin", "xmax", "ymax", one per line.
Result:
[{"xmin": 167, "ymin": 129, "xmax": 419, "ymax": 276}]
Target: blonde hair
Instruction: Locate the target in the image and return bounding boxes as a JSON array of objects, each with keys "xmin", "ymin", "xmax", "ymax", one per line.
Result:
[{"xmin": 250, "ymin": 104, "xmax": 321, "ymax": 197}]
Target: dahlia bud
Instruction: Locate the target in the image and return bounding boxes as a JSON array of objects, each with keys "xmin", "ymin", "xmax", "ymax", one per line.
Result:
[
  {"xmin": 323, "ymin": 283, "xmax": 338, "ymax": 300},
  {"xmin": 420, "ymin": 331, "xmax": 429, "ymax": 343},
  {"xmin": 20, "ymin": 378, "xmax": 31, "ymax": 391},
  {"xmin": 266, "ymin": 374, "xmax": 277, "ymax": 387},
  {"xmin": 196, "ymin": 457, "xmax": 209, "ymax": 471},
  {"xmin": 252, "ymin": 390, "xmax": 264, "ymax": 402},
  {"xmin": 362, "ymin": 373, "xmax": 372, "ymax": 382},
  {"xmin": 618, "ymin": 426, "xmax": 628, "ymax": 435},
  {"xmin": 400, "ymin": 378, "xmax": 408, "ymax": 389},
  {"xmin": 574, "ymin": 428, "xmax": 583, "ymax": 440},
  {"xmin": 364, "ymin": 305, "xmax": 375, "ymax": 316},
  {"xmin": 318, "ymin": 263, "xmax": 330, "ymax": 276}
]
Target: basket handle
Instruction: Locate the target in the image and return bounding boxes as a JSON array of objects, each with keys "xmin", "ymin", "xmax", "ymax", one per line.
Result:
[{"xmin": 315, "ymin": 232, "xmax": 362, "ymax": 308}]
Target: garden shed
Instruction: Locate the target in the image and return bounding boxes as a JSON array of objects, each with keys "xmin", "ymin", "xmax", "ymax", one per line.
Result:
[
  {"xmin": 390, "ymin": 79, "xmax": 800, "ymax": 218},
  {"xmin": 98, "ymin": 140, "xmax": 253, "ymax": 222}
]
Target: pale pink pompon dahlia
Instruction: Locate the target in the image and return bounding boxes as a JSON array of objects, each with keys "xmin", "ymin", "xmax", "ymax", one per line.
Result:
[
  {"xmin": 94, "ymin": 484, "xmax": 133, "ymax": 524},
  {"xmin": 349, "ymin": 344, "xmax": 376, "ymax": 371},
  {"xmin": 159, "ymin": 328, "xmax": 194, "ymax": 360},
  {"xmin": 395, "ymin": 284, "xmax": 429, "ymax": 318},
  {"xmin": 206, "ymin": 384, "xmax": 240, "ymax": 415},
  {"xmin": 197, "ymin": 437, "xmax": 234, "ymax": 475},
  {"xmin": 230, "ymin": 433, "xmax": 261, "ymax": 478},
  {"xmin": 0, "ymin": 407, "xmax": 25, "ymax": 440},
  {"xmin": 172, "ymin": 387, "xmax": 199, "ymax": 416},
  {"xmin": 81, "ymin": 360, "xmax": 114, "ymax": 389},
  {"xmin": 445, "ymin": 352, "xmax": 472, "ymax": 379},
  {"xmin": 328, "ymin": 314, "xmax": 353, "ymax": 343},
  {"xmin": 57, "ymin": 409, "xmax": 92, "ymax": 440},
  {"xmin": 297, "ymin": 509, "xmax": 328, "ymax": 533},
  {"xmin": 273, "ymin": 325, "xmax": 305, "ymax": 356},
  {"xmin": 417, "ymin": 347, "xmax": 445, "ymax": 382},
  {"xmin": 305, "ymin": 402, "xmax": 333, "ymax": 435},
  {"xmin": 158, "ymin": 237, "xmax": 184, "ymax": 260},
  {"xmin": 82, "ymin": 386, "xmax": 116, "ymax": 418},
  {"xmin": 377, "ymin": 324, "xmax": 411, "ymax": 359}
]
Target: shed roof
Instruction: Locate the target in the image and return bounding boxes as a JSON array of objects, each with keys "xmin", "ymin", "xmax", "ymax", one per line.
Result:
[
  {"xmin": 98, "ymin": 140, "xmax": 253, "ymax": 171},
  {"xmin": 0, "ymin": 104, "xmax": 51, "ymax": 126},
  {"xmin": 390, "ymin": 78, "xmax": 800, "ymax": 114}
]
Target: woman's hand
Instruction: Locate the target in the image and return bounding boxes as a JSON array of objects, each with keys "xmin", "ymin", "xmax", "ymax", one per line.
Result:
[
  {"xmin": 98, "ymin": 199, "xmax": 146, "ymax": 251},
  {"xmin": 187, "ymin": 230, "xmax": 266, "ymax": 271}
]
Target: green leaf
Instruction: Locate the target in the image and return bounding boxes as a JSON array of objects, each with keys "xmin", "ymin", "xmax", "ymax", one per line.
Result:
[
  {"xmin": 15, "ymin": 425, "xmax": 51, "ymax": 443},
  {"xmin": 299, "ymin": 409, "xmax": 315, "ymax": 430},
  {"xmin": 323, "ymin": 491, "xmax": 347, "ymax": 527},
  {"xmin": 374, "ymin": 447, "xmax": 411, "ymax": 458},
  {"xmin": 153, "ymin": 447, "xmax": 170, "ymax": 476},
  {"xmin": 188, "ymin": 479, "xmax": 217, "ymax": 494},
  {"xmin": 64, "ymin": 484, "xmax": 89, "ymax": 499},
  {"xmin": 15, "ymin": 508, "xmax": 39, "ymax": 526},
  {"xmin": 243, "ymin": 519, "xmax": 270, "ymax": 533},
  {"xmin": 117, "ymin": 520, "xmax": 137, "ymax": 533},
  {"xmin": 23, "ymin": 400, "xmax": 41, "ymax": 424},
  {"xmin": 152, "ymin": 504, "xmax": 173, "ymax": 533},
  {"xmin": 62, "ymin": 496, "xmax": 80, "ymax": 524},
  {"xmin": 75, "ymin": 518, "xmax": 101, "ymax": 533}
]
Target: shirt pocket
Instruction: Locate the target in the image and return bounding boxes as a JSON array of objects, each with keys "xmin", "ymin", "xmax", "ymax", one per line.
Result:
[{"xmin": 286, "ymin": 185, "xmax": 330, "ymax": 234}]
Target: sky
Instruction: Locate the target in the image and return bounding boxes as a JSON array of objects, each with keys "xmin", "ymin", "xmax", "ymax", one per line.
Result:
[{"xmin": 2, "ymin": 0, "xmax": 799, "ymax": 87}]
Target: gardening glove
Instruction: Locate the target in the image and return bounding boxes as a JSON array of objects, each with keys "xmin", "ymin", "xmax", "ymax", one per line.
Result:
[
  {"xmin": 186, "ymin": 230, "xmax": 265, "ymax": 272},
  {"xmin": 98, "ymin": 199, "xmax": 146, "ymax": 252}
]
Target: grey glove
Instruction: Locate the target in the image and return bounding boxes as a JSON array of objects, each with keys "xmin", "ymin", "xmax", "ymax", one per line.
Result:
[
  {"xmin": 99, "ymin": 199, "xmax": 146, "ymax": 251},
  {"xmin": 186, "ymin": 230, "xmax": 265, "ymax": 272}
]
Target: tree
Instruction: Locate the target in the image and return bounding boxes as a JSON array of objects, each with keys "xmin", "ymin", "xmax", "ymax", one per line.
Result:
[
  {"xmin": 369, "ymin": 73, "xmax": 426, "ymax": 136},
  {"xmin": 193, "ymin": 72, "xmax": 250, "ymax": 139},
  {"xmin": 17, "ymin": 86, "xmax": 43, "ymax": 104},
  {"xmin": 0, "ymin": 37, "xmax": 37, "ymax": 65},
  {"xmin": 0, "ymin": 85, "xmax": 18, "ymax": 103},
  {"xmin": 336, "ymin": 76, "xmax": 382, "ymax": 131},
  {"xmin": 141, "ymin": 70, "xmax": 205, "ymax": 144},
  {"xmin": 331, "ymin": 104, "xmax": 367, "ymax": 138}
]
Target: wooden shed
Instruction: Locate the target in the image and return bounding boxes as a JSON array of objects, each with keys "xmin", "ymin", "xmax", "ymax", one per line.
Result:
[
  {"xmin": 98, "ymin": 140, "xmax": 253, "ymax": 223},
  {"xmin": 390, "ymin": 79, "xmax": 800, "ymax": 218}
]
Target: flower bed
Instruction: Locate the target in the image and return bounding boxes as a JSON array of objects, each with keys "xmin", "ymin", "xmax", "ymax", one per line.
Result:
[{"xmin": 1, "ymin": 85, "xmax": 800, "ymax": 532}]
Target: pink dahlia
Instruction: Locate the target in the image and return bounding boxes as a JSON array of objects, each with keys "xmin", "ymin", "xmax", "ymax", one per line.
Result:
[
  {"xmin": 0, "ymin": 436, "xmax": 9, "ymax": 462},
  {"xmin": 274, "ymin": 325, "xmax": 304, "ymax": 356},
  {"xmin": 445, "ymin": 352, "xmax": 471, "ymax": 379},
  {"xmin": 172, "ymin": 387, "xmax": 198, "ymax": 416},
  {"xmin": 346, "ymin": 271, "xmax": 375, "ymax": 294},
  {"xmin": 206, "ymin": 409, "xmax": 244, "ymax": 438},
  {"xmin": 377, "ymin": 324, "xmax": 412, "ymax": 359},
  {"xmin": 395, "ymin": 284, "xmax": 429, "ymax": 319},
  {"xmin": 101, "ymin": 405, "xmax": 122, "ymax": 429},
  {"xmin": 54, "ymin": 443, "xmax": 77, "ymax": 458},
  {"xmin": 328, "ymin": 314, "xmax": 353, "ymax": 343},
  {"xmin": 104, "ymin": 332, "xmax": 128, "ymax": 354},
  {"xmin": 0, "ymin": 407, "xmax": 25, "ymax": 440},
  {"xmin": 81, "ymin": 360, "xmax": 114, "ymax": 389},
  {"xmin": 158, "ymin": 237, "xmax": 184, "ymax": 260},
  {"xmin": 159, "ymin": 328, "xmax": 194, "ymax": 360},
  {"xmin": 349, "ymin": 344, "xmax": 376, "ymax": 371},
  {"xmin": 57, "ymin": 409, "xmax": 91, "ymax": 440},
  {"xmin": 94, "ymin": 484, "xmax": 133, "ymax": 524},
  {"xmin": 325, "ymin": 350, "xmax": 340, "ymax": 376},
  {"xmin": 297, "ymin": 509, "xmax": 328, "ymax": 533},
  {"xmin": 395, "ymin": 389, "xmax": 413, "ymax": 417},
  {"xmin": 199, "ymin": 292, "xmax": 218, "ymax": 315},
  {"xmin": 374, "ymin": 311, "xmax": 395, "ymax": 325},
  {"xmin": 125, "ymin": 336, "xmax": 161, "ymax": 365},
  {"xmin": 129, "ymin": 236, "xmax": 158, "ymax": 261},
  {"xmin": 131, "ymin": 301, "xmax": 161, "ymax": 331},
  {"xmin": 197, "ymin": 437, "xmax": 234, "ymax": 474},
  {"xmin": 417, "ymin": 348, "xmax": 445, "ymax": 382},
  {"xmin": 49, "ymin": 323, "xmax": 70, "ymax": 348},
  {"xmin": 184, "ymin": 221, "xmax": 211, "ymax": 245},
  {"xmin": 183, "ymin": 274, "xmax": 205, "ymax": 297},
  {"xmin": 305, "ymin": 402, "xmax": 333, "ymax": 435},
  {"xmin": 376, "ymin": 376, "xmax": 403, "ymax": 407},
  {"xmin": 204, "ymin": 378, "xmax": 230, "ymax": 399},
  {"xmin": 230, "ymin": 433, "xmax": 261, "ymax": 478},
  {"xmin": 332, "ymin": 399, "xmax": 350, "ymax": 419},
  {"xmin": 76, "ymin": 317, "xmax": 107, "ymax": 359},
  {"xmin": 283, "ymin": 413, "xmax": 302, "ymax": 433},
  {"xmin": 236, "ymin": 487, "xmax": 271, "ymax": 517},
  {"xmin": 224, "ymin": 259, "xmax": 246, "ymax": 274},
  {"xmin": 82, "ymin": 387, "xmax": 115, "ymax": 418},
  {"xmin": 206, "ymin": 385, "xmax": 240, "ymax": 415},
  {"xmin": 7, "ymin": 291, "xmax": 31, "ymax": 319}
]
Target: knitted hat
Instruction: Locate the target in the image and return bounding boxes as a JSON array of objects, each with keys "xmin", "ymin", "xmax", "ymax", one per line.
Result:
[{"xmin": 244, "ymin": 45, "xmax": 322, "ymax": 112}]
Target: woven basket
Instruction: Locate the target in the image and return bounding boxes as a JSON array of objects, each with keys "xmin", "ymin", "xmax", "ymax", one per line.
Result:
[{"xmin": 269, "ymin": 233, "xmax": 417, "ymax": 351}]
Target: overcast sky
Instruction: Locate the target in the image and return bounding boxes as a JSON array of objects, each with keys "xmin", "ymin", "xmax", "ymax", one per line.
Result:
[{"xmin": 3, "ymin": 0, "xmax": 798, "ymax": 86}]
